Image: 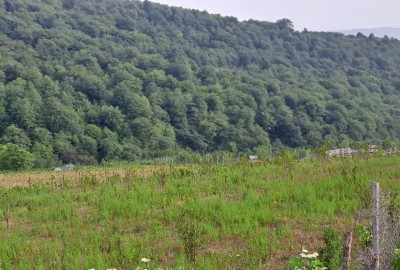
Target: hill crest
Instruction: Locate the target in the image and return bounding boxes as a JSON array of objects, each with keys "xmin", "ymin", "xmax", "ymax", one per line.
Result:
[{"xmin": 339, "ymin": 27, "xmax": 400, "ymax": 39}]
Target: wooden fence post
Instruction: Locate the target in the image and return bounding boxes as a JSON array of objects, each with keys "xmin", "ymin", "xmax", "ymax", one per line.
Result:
[
  {"xmin": 372, "ymin": 182, "xmax": 380, "ymax": 270},
  {"xmin": 342, "ymin": 231, "xmax": 353, "ymax": 270},
  {"xmin": 6, "ymin": 204, "xmax": 10, "ymax": 230}
]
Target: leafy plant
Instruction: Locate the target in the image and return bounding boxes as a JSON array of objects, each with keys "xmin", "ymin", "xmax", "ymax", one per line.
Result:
[
  {"xmin": 178, "ymin": 216, "xmax": 204, "ymax": 265},
  {"xmin": 357, "ymin": 224, "xmax": 372, "ymax": 248},
  {"xmin": 319, "ymin": 227, "xmax": 343, "ymax": 269},
  {"xmin": 276, "ymin": 148, "xmax": 297, "ymax": 180}
]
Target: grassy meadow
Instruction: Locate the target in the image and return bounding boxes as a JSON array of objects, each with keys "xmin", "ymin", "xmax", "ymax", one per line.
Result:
[{"xmin": 0, "ymin": 154, "xmax": 399, "ymax": 269}]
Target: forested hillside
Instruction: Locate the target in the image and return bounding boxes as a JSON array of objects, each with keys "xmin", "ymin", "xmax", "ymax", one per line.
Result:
[{"xmin": 1, "ymin": 0, "xmax": 400, "ymax": 167}]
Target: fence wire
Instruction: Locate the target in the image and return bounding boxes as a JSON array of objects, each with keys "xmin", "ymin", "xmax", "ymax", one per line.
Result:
[{"xmin": 357, "ymin": 188, "xmax": 400, "ymax": 270}]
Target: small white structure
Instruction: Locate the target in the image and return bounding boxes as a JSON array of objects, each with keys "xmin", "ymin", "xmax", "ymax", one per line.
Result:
[
  {"xmin": 326, "ymin": 148, "xmax": 358, "ymax": 157},
  {"xmin": 368, "ymin": 145, "xmax": 379, "ymax": 153},
  {"xmin": 54, "ymin": 164, "xmax": 75, "ymax": 172},
  {"xmin": 248, "ymin": 155, "xmax": 258, "ymax": 162},
  {"xmin": 62, "ymin": 164, "xmax": 75, "ymax": 171}
]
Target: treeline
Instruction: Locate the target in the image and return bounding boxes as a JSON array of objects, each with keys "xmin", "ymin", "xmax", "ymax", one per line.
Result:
[{"xmin": 0, "ymin": 0, "xmax": 400, "ymax": 168}]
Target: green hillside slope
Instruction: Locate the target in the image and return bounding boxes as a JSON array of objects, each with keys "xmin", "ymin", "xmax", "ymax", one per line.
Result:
[{"xmin": 1, "ymin": 0, "xmax": 400, "ymax": 166}]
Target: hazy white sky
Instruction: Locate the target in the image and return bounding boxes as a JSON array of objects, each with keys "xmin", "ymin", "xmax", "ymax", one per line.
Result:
[{"xmin": 151, "ymin": 0, "xmax": 400, "ymax": 31}]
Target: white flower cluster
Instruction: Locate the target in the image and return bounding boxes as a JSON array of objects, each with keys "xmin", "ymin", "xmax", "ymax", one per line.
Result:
[{"xmin": 300, "ymin": 249, "xmax": 319, "ymax": 259}]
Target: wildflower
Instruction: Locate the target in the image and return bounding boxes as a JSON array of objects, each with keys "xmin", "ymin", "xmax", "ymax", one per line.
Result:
[
  {"xmin": 300, "ymin": 249, "xmax": 319, "ymax": 259},
  {"xmin": 141, "ymin": 258, "xmax": 151, "ymax": 263}
]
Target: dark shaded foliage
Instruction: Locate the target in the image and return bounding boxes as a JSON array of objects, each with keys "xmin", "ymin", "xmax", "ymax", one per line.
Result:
[{"xmin": 1, "ymin": 0, "xmax": 400, "ymax": 167}]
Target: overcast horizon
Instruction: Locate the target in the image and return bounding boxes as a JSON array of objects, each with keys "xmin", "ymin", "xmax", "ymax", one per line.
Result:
[{"xmin": 150, "ymin": 0, "xmax": 400, "ymax": 32}]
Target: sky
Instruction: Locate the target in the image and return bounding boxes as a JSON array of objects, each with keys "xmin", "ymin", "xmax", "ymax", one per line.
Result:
[{"xmin": 150, "ymin": 0, "xmax": 400, "ymax": 31}]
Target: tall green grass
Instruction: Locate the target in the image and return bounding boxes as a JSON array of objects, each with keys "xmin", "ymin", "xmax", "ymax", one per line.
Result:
[{"xmin": 0, "ymin": 154, "xmax": 399, "ymax": 269}]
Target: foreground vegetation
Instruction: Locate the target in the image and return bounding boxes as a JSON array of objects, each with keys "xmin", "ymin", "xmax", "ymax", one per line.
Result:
[{"xmin": 0, "ymin": 154, "xmax": 399, "ymax": 269}]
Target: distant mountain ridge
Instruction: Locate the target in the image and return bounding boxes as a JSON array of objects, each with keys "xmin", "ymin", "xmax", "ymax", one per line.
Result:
[{"xmin": 339, "ymin": 27, "xmax": 400, "ymax": 39}]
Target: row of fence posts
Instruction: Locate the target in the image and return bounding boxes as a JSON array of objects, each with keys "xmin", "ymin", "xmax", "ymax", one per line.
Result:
[
  {"xmin": 341, "ymin": 182, "xmax": 380, "ymax": 270},
  {"xmin": 145, "ymin": 156, "xmax": 235, "ymax": 165}
]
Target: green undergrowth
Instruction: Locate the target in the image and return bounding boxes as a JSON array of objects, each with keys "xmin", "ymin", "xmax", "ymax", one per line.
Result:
[{"xmin": 0, "ymin": 155, "xmax": 399, "ymax": 269}]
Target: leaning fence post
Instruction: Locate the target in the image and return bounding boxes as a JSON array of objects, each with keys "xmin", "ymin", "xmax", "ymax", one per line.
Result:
[
  {"xmin": 372, "ymin": 182, "xmax": 380, "ymax": 270},
  {"xmin": 342, "ymin": 231, "xmax": 353, "ymax": 270}
]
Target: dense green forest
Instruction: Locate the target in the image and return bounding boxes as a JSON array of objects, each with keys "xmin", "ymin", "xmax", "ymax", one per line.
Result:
[{"xmin": 0, "ymin": 0, "xmax": 400, "ymax": 168}]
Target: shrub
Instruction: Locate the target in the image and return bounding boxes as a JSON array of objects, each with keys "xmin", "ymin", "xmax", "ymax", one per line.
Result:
[
  {"xmin": 178, "ymin": 215, "xmax": 204, "ymax": 265},
  {"xmin": 0, "ymin": 143, "xmax": 33, "ymax": 171},
  {"xmin": 319, "ymin": 227, "xmax": 343, "ymax": 270}
]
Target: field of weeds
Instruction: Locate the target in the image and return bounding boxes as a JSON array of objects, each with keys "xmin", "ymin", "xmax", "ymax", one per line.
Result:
[{"xmin": 0, "ymin": 154, "xmax": 399, "ymax": 269}]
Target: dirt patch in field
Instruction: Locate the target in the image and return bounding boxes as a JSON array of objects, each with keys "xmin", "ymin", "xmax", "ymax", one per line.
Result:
[
  {"xmin": 265, "ymin": 216, "xmax": 352, "ymax": 269},
  {"xmin": 0, "ymin": 166, "xmax": 163, "ymax": 189}
]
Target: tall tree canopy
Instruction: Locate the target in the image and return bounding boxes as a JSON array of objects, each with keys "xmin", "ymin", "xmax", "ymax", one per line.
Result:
[{"xmin": 1, "ymin": 0, "xmax": 400, "ymax": 166}]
